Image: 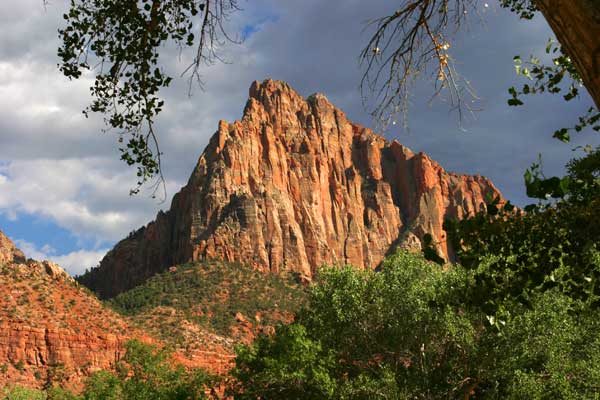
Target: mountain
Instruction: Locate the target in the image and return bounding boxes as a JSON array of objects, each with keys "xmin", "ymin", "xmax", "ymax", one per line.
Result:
[{"xmin": 81, "ymin": 79, "xmax": 503, "ymax": 299}]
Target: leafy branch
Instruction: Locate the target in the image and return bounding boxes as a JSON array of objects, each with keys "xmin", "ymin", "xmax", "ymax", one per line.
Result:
[
  {"xmin": 507, "ymin": 39, "xmax": 600, "ymax": 142},
  {"xmin": 58, "ymin": 0, "xmax": 241, "ymax": 197}
]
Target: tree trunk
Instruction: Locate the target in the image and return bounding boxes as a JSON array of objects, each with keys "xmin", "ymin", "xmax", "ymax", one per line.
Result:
[{"xmin": 536, "ymin": 0, "xmax": 600, "ymax": 109}]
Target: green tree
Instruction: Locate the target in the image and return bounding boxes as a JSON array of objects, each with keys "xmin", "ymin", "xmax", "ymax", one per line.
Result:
[
  {"xmin": 82, "ymin": 339, "xmax": 212, "ymax": 400},
  {"xmin": 230, "ymin": 324, "xmax": 337, "ymax": 399},
  {"xmin": 444, "ymin": 147, "xmax": 600, "ymax": 314},
  {"xmin": 230, "ymin": 251, "xmax": 600, "ymax": 399}
]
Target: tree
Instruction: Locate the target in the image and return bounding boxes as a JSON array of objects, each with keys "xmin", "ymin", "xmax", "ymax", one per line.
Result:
[
  {"xmin": 230, "ymin": 251, "xmax": 600, "ymax": 399},
  {"xmin": 443, "ymin": 146, "xmax": 600, "ymax": 314},
  {"xmin": 360, "ymin": 0, "xmax": 600, "ymax": 130},
  {"xmin": 56, "ymin": 0, "xmax": 241, "ymax": 195},
  {"xmin": 1, "ymin": 386, "xmax": 46, "ymax": 400},
  {"xmin": 82, "ymin": 339, "xmax": 212, "ymax": 399}
]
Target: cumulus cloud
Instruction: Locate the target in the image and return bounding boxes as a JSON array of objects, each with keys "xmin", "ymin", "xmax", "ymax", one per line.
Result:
[{"xmin": 0, "ymin": 158, "xmax": 183, "ymax": 243}]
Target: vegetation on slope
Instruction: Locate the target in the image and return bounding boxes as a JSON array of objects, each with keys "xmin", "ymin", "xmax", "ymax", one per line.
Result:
[{"xmin": 109, "ymin": 260, "xmax": 307, "ymax": 343}]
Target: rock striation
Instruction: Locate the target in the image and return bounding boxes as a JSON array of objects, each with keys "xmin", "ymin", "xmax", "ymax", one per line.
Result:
[{"xmin": 84, "ymin": 79, "xmax": 503, "ymax": 298}]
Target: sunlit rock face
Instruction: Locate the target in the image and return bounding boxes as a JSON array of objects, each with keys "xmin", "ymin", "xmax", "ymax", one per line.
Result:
[{"xmin": 87, "ymin": 79, "xmax": 503, "ymax": 298}]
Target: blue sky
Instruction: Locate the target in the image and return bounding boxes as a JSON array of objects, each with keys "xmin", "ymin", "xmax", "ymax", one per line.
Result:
[{"xmin": 0, "ymin": 0, "xmax": 597, "ymax": 275}]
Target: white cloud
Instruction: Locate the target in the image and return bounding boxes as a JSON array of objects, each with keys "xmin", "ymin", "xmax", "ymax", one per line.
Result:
[
  {"xmin": 51, "ymin": 249, "xmax": 108, "ymax": 276},
  {"xmin": 13, "ymin": 238, "xmax": 107, "ymax": 276},
  {"xmin": 0, "ymin": 158, "xmax": 183, "ymax": 243}
]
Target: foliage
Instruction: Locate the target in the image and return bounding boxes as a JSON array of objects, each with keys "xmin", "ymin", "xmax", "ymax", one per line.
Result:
[
  {"xmin": 46, "ymin": 387, "xmax": 81, "ymax": 400},
  {"xmin": 444, "ymin": 147, "xmax": 600, "ymax": 314},
  {"xmin": 230, "ymin": 324, "xmax": 337, "ymax": 399},
  {"xmin": 109, "ymin": 260, "xmax": 306, "ymax": 337},
  {"xmin": 57, "ymin": 0, "xmax": 240, "ymax": 194},
  {"xmin": 499, "ymin": 0, "xmax": 537, "ymax": 20},
  {"xmin": 82, "ymin": 339, "xmax": 211, "ymax": 400},
  {"xmin": 508, "ymin": 39, "xmax": 599, "ymax": 143},
  {"xmin": 1, "ymin": 386, "xmax": 47, "ymax": 400},
  {"xmin": 230, "ymin": 251, "xmax": 600, "ymax": 398}
]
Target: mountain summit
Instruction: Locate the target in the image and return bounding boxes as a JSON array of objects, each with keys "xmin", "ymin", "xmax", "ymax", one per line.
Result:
[{"xmin": 83, "ymin": 79, "xmax": 503, "ymax": 298}]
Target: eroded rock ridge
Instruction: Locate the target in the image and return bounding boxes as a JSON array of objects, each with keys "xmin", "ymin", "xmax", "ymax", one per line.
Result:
[{"xmin": 86, "ymin": 79, "xmax": 503, "ymax": 298}]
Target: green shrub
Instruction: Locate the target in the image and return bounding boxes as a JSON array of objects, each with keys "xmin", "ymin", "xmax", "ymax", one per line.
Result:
[
  {"xmin": 1, "ymin": 386, "xmax": 46, "ymax": 400},
  {"xmin": 13, "ymin": 361, "xmax": 24, "ymax": 371}
]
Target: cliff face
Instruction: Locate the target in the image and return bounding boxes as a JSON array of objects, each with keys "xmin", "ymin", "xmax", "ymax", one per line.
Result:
[{"xmin": 86, "ymin": 79, "xmax": 503, "ymax": 298}]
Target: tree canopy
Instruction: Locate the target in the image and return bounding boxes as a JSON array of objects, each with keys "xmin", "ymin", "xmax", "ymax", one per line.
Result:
[{"xmin": 229, "ymin": 251, "xmax": 600, "ymax": 399}]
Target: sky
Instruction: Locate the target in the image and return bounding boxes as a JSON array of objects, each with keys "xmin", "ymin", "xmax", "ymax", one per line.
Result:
[{"xmin": 0, "ymin": 0, "xmax": 597, "ymax": 276}]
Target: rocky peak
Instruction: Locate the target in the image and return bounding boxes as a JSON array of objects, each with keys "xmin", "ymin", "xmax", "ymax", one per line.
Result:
[{"xmin": 82, "ymin": 79, "xmax": 504, "ymax": 298}]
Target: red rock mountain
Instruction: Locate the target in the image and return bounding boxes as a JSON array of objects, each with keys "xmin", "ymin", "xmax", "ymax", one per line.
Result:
[{"xmin": 83, "ymin": 79, "xmax": 503, "ymax": 298}]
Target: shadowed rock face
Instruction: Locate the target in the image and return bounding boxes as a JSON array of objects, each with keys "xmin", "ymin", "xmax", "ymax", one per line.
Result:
[{"xmin": 84, "ymin": 79, "xmax": 503, "ymax": 299}]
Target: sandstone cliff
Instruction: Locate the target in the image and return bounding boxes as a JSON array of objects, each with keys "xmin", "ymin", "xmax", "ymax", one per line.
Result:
[{"xmin": 83, "ymin": 79, "xmax": 503, "ymax": 299}]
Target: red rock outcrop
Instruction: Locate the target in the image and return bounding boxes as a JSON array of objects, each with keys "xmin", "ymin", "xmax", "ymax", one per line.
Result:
[{"xmin": 84, "ymin": 79, "xmax": 503, "ymax": 298}]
